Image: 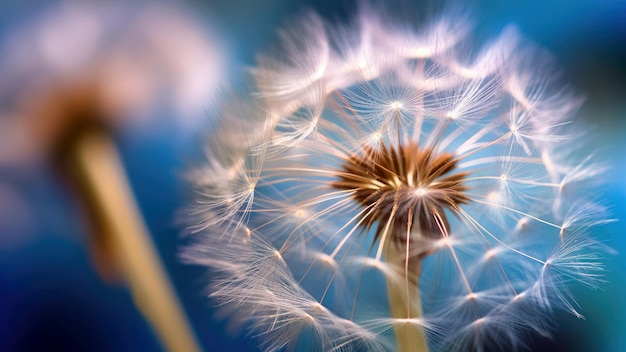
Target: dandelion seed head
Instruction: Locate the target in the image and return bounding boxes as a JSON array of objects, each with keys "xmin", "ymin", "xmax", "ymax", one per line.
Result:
[
  {"xmin": 185, "ymin": 5, "xmax": 611, "ymax": 352},
  {"xmin": 332, "ymin": 141, "xmax": 469, "ymax": 245}
]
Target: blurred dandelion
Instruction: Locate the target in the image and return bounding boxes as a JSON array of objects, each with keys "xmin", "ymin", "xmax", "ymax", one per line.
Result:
[
  {"xmin": 0, "ymin": 2, "xmax": 225, "ymax": 351},
  {"xmin": 0, "ymin": 1, "xmax": 224, "ymax": 166},
  {"xmin": 185, "ymin": 5, "xmax": 612, "ymax": 351}
]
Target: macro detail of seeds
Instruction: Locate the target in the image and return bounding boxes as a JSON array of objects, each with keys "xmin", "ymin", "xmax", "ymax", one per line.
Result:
[
  {"xmin": 332, "ymin": 141, "xmax": 470, "ymax": 246},
  {"xmin": 185, "ymin": 6, "xmax": 610, "ymax": 352}
]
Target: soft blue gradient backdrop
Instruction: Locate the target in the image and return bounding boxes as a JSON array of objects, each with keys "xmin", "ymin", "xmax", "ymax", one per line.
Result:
[{"xmin": 0, "ymin": 1, "xmax": 624, "ymax": 351}]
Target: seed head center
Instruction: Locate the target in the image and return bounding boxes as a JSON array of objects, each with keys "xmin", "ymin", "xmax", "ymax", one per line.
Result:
[{"xmin": 332, "ymin": 141, "xmax": 470, "ymax": 244}]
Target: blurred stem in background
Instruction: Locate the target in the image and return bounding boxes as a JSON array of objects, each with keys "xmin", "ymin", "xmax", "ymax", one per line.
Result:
[
  {"xmin": 67, "ymin": 133, "xmax": 201, "ymax": 352},
  {"xmin": 49, "ymin": 87, "xmax": 201, "ymax": 352}
]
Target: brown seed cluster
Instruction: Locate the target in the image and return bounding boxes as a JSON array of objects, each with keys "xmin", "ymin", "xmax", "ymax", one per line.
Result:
[{"xmin": 332, "ymin": 141, "xmax": 470, "ymax": 248}]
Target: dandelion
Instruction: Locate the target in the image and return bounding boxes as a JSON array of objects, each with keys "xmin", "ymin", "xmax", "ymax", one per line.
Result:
[
  {"xmin": 185, "ymin": 5, "xmax": 611, "ymax": 351},
  {"xmin": 0, "ymin": 2, "xmax": 224, "ymax": 350}
]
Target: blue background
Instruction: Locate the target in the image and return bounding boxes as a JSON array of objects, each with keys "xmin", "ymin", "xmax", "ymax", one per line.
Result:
[{"xmin": 0, "ymin": 0, "xmax": 624, "ymax": 351}]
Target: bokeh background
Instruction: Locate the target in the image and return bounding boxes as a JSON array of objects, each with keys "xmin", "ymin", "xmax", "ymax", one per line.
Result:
[{"xmin": 0, "ymin": 0, "xmax": 624, "ymax": 351}]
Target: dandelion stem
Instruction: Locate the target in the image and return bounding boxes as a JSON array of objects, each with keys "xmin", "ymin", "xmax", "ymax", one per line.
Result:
[
  {"xmin": 384, "ymin": 236, "xmax": 429, "ymax": 352},
  {"xmin": 62, "ymin": 127, "xmax": 201, "ymax": 352}
]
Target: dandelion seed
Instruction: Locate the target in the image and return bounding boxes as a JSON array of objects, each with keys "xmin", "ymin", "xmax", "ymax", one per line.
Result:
[{"xmin": 185, "ymin": 5, "xmax": 611, "ymax": 352}]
